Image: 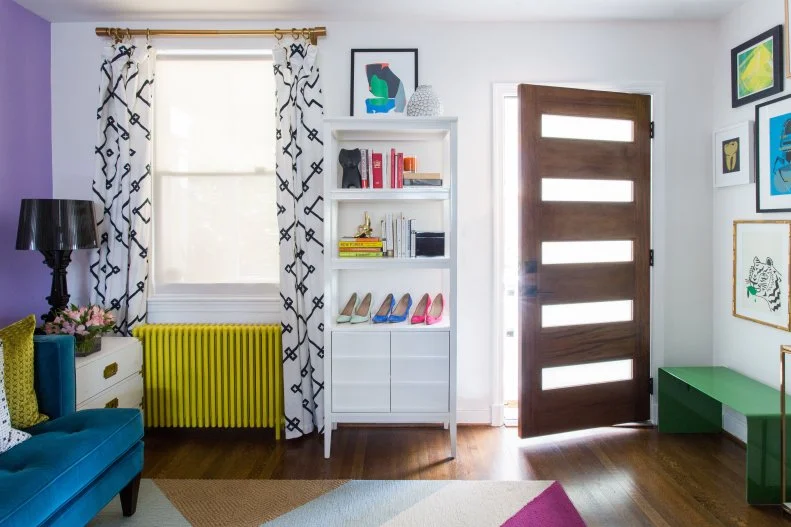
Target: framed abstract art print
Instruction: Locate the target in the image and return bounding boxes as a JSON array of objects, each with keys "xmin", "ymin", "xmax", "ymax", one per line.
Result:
[
  {"xmin": 756, "ymin": 94, "xmax": 791, "ymax": 211},
  {"xmin": 733, "ymin": 220, "xmax": 791, "ymax": 331},
  {"xmin": 713, "ymin": 122, "xmax": 754, "ymax": 187},
  {"xmin": 731, "ymin": 25, "xmax": 784, "ymax": 108},
  {"xmin": 350, "ymin": 49, "xmax": 418, "ymax": 116}
]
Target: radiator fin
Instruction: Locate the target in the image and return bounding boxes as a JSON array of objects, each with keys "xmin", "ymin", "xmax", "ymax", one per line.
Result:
[{"xmin": 133, "ymin": 324, "xmax": 282, "ymax": 439}]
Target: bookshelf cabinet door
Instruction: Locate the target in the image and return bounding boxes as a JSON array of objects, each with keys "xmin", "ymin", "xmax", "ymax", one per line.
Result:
[
  {"xmin": 332, "ymin": 331, "xmax": 391, "ymax": 412},
  {"xmin": 391, "ymin": 332, "xmax": 450, "ymax": 412}
]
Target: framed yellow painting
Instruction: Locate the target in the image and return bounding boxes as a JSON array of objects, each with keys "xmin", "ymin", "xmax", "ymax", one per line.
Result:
[{"xmin": 731, "ymin": 25, "xmax": 784, "ymax": 108}]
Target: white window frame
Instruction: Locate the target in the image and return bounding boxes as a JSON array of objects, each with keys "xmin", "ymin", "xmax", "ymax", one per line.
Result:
[
  {"xmin": 148, "ymin": 49, "xmax": 280, "ymax": 324},
  {"xmin": 490, "ymin": 81, "xmax": 666, "ymax": 427}
]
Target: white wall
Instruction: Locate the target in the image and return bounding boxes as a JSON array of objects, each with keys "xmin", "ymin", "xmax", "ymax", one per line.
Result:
[
  {"xmin": 712, "ymin": 0, "xmax": 789, "ymax": 439},
  {"xmin": 52, "ymin": 19, "xmax": 717, "ymax": 423}
]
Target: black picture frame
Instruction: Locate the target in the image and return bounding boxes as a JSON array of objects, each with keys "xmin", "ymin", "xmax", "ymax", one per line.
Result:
[
  {"xmin": 731, "ymin": 25, "xmax": 784, "ymax": 108},
  {"xmin": 350, "ymin": 48, "xmax": 418, "ymax": 116},
  {"xmin": 756, "ymin": 93, "xmax": 791, "ymax": 212}
]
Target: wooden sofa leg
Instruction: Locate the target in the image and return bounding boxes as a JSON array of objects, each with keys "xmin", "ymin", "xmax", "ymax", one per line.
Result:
[{"xmin": 120, "ymin": 473, "xmax": 142, "ymax": 517}]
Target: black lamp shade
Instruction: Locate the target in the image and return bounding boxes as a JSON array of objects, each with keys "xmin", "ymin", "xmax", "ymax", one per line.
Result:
[{"xmin": 16, "ymin": 199, "xmax": 99, "ymax": 251}]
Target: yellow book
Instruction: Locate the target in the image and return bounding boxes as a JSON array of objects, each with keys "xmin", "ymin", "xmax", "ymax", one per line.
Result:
[
  {"xmin": 338, "ymin": 241, "xmax": 384, "ymax": 248},
  {"xmin": 337, "ymin": 252, "xmax": 384, "ymax": 258}
]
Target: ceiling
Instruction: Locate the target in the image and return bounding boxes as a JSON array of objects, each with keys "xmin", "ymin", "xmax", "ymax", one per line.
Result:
[{"xmin": 15, "ymin": 0, "xmax": 747, "ymax": 23}]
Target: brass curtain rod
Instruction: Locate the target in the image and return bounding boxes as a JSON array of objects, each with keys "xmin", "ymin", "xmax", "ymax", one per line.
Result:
[{"xmin": 95, "ymin": 26, "xmax": 327, "ymax": 45}]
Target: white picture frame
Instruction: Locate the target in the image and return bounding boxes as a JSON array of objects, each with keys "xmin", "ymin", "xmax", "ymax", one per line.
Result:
[
  {"xmin": 733, "ymin": 220, "xmax": 791, "ymax": 331},
  {"xmin": 714, "ymin": 122, "xmax": 754, "ymax": 187}
]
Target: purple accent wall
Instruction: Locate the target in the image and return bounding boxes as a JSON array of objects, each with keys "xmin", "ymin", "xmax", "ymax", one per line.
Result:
[{"xmin": 0, "ymin": 0, "xmax": 52, "ymax": 327}]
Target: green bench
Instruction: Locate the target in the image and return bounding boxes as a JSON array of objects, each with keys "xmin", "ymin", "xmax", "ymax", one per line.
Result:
[{"xmin": 658, "ymin": 367, "xmax": 791, "ymax": 504}]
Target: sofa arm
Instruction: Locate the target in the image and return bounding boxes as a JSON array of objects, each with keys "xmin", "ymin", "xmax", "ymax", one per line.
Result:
[{"xmin": 33, "ymin": 335, "xmax": 76, "ymax": 419}]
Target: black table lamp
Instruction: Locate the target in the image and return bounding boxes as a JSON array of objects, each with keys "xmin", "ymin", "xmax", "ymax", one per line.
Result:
[{"xmin": 16, "ymin": 199, "xmax": 99, "ymax": 324}]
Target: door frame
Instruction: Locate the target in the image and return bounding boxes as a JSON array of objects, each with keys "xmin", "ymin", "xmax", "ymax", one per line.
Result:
[{"xmin": 491, "ymin": 81, "xmax": 667, "ymax": 428}]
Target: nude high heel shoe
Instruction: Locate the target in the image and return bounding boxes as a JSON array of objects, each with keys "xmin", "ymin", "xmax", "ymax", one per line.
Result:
[
  {"xmin": 411, "ymin": 293, "xmax": 431, "ymax": 324},
  {"xmin": 350, "ymin": 293, "xmax": 372, "ymax": 324},
  {"xmin": 426, "ymin": 293, "xmax": 444, "ymax": 325},
  {"xmin": 336, "ymin": 293, "xmax": 358, "ymax": 323},
  {"xmin": 388, "ymin": 294, "xmax": 413, "ymax": 323}
]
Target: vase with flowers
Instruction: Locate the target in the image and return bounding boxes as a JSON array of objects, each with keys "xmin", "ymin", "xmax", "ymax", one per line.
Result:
[{"xmin": 43, "ymin": 305, "xmax": 115, "ymax": 356}]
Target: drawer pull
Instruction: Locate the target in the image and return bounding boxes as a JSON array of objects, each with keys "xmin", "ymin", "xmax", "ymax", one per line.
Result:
[
  {"xmin": 103, "ymin": 362, "xmax": 119, "ymax": 379},
  {"xmin": 105, "ymin": 398, "xmax": 119, "ymax": 409}
]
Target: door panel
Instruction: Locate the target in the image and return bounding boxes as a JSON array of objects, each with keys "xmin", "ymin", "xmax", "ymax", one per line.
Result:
[{"xmin": 518, "ymin": 84, "xmax": 651, "ymax": 438}]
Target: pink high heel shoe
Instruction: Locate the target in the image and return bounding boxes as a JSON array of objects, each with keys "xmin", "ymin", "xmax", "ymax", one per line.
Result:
[
  {"xmin": 411, "ymin": 293, "xmax": 431, "ymax": 324},
  {"xmin": 426, "ymin": 293, "xmax": 444, "ymax": 325}
]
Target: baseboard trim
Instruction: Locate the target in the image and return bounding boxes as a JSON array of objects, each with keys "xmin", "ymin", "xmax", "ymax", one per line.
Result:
[
  {"xmin": 458, "ymin": 409, "xmax": 491, "ymax": 425},
  {"xmin": 722, "ymin": 406, "xmax": 747, "ymax": 444},
  {"xmin": 490, "ymin": 404, "xmax": 504, "ymax": 427}
]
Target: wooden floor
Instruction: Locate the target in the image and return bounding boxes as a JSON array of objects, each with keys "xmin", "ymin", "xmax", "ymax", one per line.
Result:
[{"xmin": 143, "ymin": 425, "xmax": 791, "ymax": 526}]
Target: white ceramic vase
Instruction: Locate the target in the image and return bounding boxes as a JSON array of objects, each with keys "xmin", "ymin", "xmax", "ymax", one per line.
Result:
[{"xmin": 406, "ymin": 85, "xmax": 443, "ymax": 117}]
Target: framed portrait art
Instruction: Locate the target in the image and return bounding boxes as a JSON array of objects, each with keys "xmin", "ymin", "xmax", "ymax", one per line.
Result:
[
  {"xmin": 731, "ymin": 25, "xmax": 784, "ymax": 108},
  {"xmin": 350, "ymin": 48, "xmax": 418, "ymax": 116},
  {"xmin": 756, "ymin": 94, "xmax": 791, "ymax": 211},
  {"xmin": 733, "ymin": 220, "xmax": 791, "ymax": 331},
  {"xmin": 713, "ymin": 122, "xmax": 754, "ymax": 187}
]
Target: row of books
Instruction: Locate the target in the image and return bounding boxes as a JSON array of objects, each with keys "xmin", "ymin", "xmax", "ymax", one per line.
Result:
[
  {"xmin": 337, "ymin": 214, "xmax": 419, "ymax": 258},
  {"xmin": 357, "ymin": 148, "xmax": 443, "ymax": 189}
]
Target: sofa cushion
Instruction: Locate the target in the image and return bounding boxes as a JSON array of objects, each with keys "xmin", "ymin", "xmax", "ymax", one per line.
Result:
[
  {"xmin": 0, "ymin": 316, "xmax": 47, "ymax": 428},
  {"xmin": 0, "ymin": 340, "xmax": 30, "ymax": 454},
  {"xmin": 0, "ymin": 408, "xmax": 143, "ymax": 526}
]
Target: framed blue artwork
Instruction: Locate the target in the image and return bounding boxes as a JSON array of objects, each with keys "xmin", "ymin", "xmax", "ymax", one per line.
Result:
[
  {"xmin": 350, "ymin": 49, "xmax": 418, "ymax": 116},
  {"xmin": 756, "ymin": 94, "xmax": 791, "ymax": 211}
]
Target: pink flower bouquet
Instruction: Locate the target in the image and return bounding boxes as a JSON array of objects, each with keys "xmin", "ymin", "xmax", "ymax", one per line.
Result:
[{"xmin": 43, "ymin": 305, "xmax": 115, "ymax": 355}]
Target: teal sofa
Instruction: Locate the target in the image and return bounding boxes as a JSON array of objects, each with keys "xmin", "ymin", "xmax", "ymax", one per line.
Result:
[{"xmin": 0, "ymin": 335, "xmax": 144, "ymax": 526}]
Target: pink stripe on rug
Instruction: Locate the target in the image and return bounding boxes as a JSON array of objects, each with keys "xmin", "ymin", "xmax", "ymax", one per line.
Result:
[{"xmin": 501, "ymin": 481, "xmax": 586, "ymax": 527}]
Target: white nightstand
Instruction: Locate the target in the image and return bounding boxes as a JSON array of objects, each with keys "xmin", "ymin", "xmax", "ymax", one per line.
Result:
[{"xmin": 75, "ymin": 337, "xmax": 143, "ymax": 411}]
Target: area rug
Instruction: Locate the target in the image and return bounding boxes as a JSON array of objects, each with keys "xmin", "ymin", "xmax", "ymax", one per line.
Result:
[{"xmin": 89, "ymin": 479, "xmax": 585, "ymax": 527}]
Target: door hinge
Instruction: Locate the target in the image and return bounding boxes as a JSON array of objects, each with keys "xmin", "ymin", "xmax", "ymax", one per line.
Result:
[
  {"xmin": 649, "ymin": 377, "xmax": 654, "ymax": 395},
  {"xmin": 649, "ymin": 249, "xmax": 654, "ymax": 267},
  {"xmin": 650, "ymin": 121, "xmax": 655, "ymax": 139}
]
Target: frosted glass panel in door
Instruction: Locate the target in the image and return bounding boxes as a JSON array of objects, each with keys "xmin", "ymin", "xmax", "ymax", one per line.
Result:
[
  {"xmin": 542, "ymin": 300, "xmax": 633, "ymax": 328},
  {"xmin": 541, "ymin": 114, "xmax": 634, "ymax": 142},
  {"xmin": 542, "ymin": 359, "xmax": 633, "ymax": 390},
  {"xmin": 541, "ymin": 179, "xmax": 634, "ymax": 202},
  {"xmin": 542, "ymin": 241, "xmax": 633, "ymax": 265}
]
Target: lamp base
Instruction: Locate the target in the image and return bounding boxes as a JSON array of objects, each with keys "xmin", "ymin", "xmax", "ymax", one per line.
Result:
[{"xmin": 40, "ymin": 249, "xmax": 72, "ymax": 325}]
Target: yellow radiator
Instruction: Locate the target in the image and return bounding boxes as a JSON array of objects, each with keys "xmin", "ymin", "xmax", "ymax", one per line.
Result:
[{"xmin": 132, "ymin": 324, "xmax": 282, "ymax": 439}]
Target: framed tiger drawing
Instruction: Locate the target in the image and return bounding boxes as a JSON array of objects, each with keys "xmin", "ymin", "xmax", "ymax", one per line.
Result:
[{"xmin": 733, "ymin": 220, "xmax": 791, "ymax": 330}]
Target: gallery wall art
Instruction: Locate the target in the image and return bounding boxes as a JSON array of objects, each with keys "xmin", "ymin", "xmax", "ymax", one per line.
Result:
[
  {"xmin": 733, "ymin": 220, "xmax": 791, "ymax": 331},
  {"xmin": 731, "ymin": 25, "xmax": 784, "ymax": 108},
  {"xmin": 350, "ymin": 49, "xmax": 418, "ymax": 116},
  {"xmin": 713, "ymin": 122, "xmax": 754, "ymax": 187},
  {"xmin": 756, "ymin": 94, "xmax": 791, "ymax": 212}
]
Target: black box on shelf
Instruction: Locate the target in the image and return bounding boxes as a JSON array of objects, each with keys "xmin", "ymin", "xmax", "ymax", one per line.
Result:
[{"xmin": 414, "ymin": 232, "xmax": 445, "ymax": 257}]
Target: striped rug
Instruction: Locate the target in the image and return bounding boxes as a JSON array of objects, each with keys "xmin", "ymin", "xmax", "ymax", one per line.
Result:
[{"xmin": 89, "ymin": 479, "xmax": 585, "ymax": 527}]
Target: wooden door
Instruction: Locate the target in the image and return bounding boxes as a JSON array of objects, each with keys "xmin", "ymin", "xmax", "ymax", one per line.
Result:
[{"xmin": 518, "ymin": 85, "xmax": 651, "ymax": 438}]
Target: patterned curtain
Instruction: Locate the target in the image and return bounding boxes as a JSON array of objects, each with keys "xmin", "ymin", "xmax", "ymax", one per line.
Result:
[
  {"xmin": 274, "ymin": 38, "xmax": 325, "ymax": 439},
  {"xmin": 90, "ymin": 44, "xmax": 155, "ymax": 336}
]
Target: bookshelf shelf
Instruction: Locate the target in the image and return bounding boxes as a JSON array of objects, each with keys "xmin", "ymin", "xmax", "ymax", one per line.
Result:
[
  {"xmin": 323, "ymin": 116, "xmax": 457, "ymax": 460},
  {"xmin": 330, "ymin": 257, "xmax": 451, "ymax": 270},
  {"xmin": 329, "ymin": 188, "xmax": 450, "ymax": 201},
  {"xmin": 330, "ymin": 318, "xmax": 452, "ymax": 333}
]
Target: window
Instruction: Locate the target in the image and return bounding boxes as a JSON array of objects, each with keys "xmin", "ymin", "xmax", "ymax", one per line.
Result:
[{"xmin": 153, "ymin": 52, "xmax": 279, "ymax": 297}]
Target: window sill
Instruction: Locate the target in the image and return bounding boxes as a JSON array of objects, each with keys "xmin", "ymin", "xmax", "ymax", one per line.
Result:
[{"xmin": 147, "ymin": 294, "xmax": 280, "ymax": 324}]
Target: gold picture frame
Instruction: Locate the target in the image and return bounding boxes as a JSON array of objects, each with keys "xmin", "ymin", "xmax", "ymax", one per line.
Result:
[{"xmin": 733, "ymin": 220, "xmax": 791, "ymax": 331}]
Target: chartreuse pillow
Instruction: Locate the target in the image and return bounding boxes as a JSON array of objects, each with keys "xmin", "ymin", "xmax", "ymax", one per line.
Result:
[{"xmin": 0, "ymin": 315, "xmax": 48, "ymax": 428}]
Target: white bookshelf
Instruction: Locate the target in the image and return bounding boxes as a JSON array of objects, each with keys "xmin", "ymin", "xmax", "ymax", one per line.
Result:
[{"xmin": 323, "ymin": 117, "xmax": 458, "ymax": 459}]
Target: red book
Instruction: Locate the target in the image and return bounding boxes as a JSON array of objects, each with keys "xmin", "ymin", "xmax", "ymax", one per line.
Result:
[
  {"xmin": 396, "ymin": 153, "xmax": 404, "ymax": 188},
  {"xmin": 390, "ymin": 148, "xmax": 396, "ymax": 188},
  {"xmin": 371, "ymin": 153, "xmax": 383, "ymax": 188}
]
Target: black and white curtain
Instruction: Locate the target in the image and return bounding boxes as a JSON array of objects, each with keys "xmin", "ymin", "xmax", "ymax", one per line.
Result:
[
  {"xmin": 90, "ymin": 44, "xmax": 155, "ymax": 335},
  {"xmin": 274, "ymin": 38, "xmax": 325, "ymax": 439}
]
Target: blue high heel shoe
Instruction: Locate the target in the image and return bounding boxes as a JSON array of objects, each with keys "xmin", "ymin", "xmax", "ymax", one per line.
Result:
[
  {"xmin": 372, "ymin": 294, "xmax": 395, "ymax": 323},
  {"xmin": 388, "ymin": 294, "xmax": 412, "ymax": 323}
]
